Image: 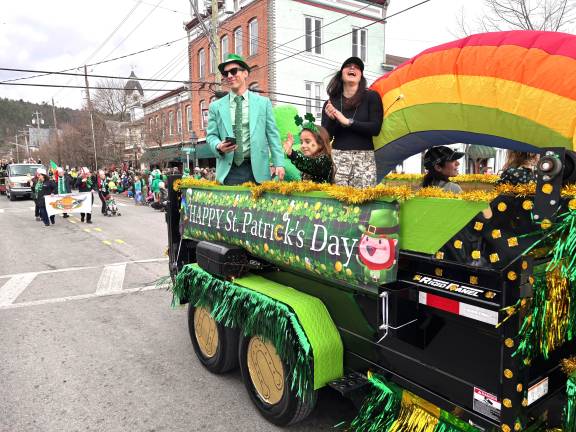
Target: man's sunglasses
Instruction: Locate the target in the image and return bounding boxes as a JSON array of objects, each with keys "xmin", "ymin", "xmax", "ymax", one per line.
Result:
[{"xmin": 222, "ymin": 67, "xmax": 244, "ymax": 78}]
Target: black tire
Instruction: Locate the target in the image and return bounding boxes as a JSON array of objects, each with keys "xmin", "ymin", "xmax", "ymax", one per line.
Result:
[
  {"xmin": 188, "ymin": 304, "xmax": 238, "ymax": 374},
  {"xmin": 9, "ymin": 192, "xmax": 16, "ymax": 201},
  {"xmin": 239, "ymin": 334, "xmax": 317, "ymax": 426}
]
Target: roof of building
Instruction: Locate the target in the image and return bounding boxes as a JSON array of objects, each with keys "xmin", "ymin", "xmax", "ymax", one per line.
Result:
[
  {"xmin": 124, "ymin": 71, "xmax": 144, "ymax": 96},
  {"xmin": 385, "ymin": 54, "xmax": 410, "ymax": 67}
]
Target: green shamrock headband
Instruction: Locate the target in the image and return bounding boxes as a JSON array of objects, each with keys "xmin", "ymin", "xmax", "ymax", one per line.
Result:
[{"xmin": 294, "ymin": 113, "xmax": 318, "ymax": 133}]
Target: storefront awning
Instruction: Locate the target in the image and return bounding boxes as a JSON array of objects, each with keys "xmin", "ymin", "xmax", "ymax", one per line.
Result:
[{"xmin": 468, "ymin": 144, "xmax": 496, "ymax": 160}]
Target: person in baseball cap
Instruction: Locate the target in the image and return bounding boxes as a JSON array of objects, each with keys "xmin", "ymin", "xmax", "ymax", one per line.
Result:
[{"xmin": 422, "ymin": 145, "xmax": 464, "ymax": 193}]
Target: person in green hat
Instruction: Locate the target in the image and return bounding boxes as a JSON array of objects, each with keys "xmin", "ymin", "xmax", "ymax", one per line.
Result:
[{"xmin": 206, "ymin": 53, "xmax": 285, "ymax": 185}]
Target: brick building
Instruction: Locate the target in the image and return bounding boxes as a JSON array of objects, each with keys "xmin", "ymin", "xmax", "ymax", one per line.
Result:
[{"xmin": 185, "ymin": 0, "xmax": 270, "ymax": 141}]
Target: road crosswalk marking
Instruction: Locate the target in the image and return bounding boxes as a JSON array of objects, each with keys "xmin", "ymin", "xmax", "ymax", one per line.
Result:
[
  {"xmin": 0, "ymin": 273, "xmax": 37, "ymax": 306},
  {"xmin": 95, "ymin": 264, "xmax": 126, "ymax": 295}
]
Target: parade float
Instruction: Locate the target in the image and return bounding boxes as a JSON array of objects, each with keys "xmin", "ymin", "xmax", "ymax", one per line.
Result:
[{"xmin": 166, "ymin": 30, "xmax": 576, "ymax": 431}]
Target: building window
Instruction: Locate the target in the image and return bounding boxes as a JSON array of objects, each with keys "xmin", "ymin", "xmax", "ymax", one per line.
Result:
[
  {"xmin": 200, "ymin": 100, "xmax": 207, "ymax": 130},
  {"xmin": 234, "ymin": 27, "xmax": 243, "ymax": 56},
  {"xmin": 177, "ymin": 108, "xmax": 182, "ymax": 135},
  {"xmin": 161, "ymin": 113, "xmax": 166, "ymax": 138},
  {"xmin": 155, "ymin": 116, "xmax": 159, "ymax": 131},
  {"xmin": 169, "ymin": 111, "xmax": 174, "ymax": 135},
  {"xmin": 149, "ymin": 118, "xmax": 153, "ymax": 133},
  {"xmin": 305, "ymin": 81, "xmax": 322, "ymax": 119},
  {"xmin": 186, "ymin": 105, "xmax": 192, "ymax": 132},
  {"xmin": 352, "ymin": 27, "xmax": 367, "ymax": 61},
  {"xmin": 198, "ymin": 48, "xmax": 206, "ymax": 78},
  {"xmin": 209, "ymin": 47, "xmax": 215, "ymax": 73},
  {"xmin": 249, "ymin": 19, "xmax": 258, "ymax": 56},
  {"xmin": 305, "ymin": 16, "xmax": 322, "ymax": 54},
  {"xmin": 221, "ymin": 35, "xmax": 229, "ymax": 62}
]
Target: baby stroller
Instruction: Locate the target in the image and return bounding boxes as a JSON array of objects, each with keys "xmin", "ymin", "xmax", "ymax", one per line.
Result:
[{"xmin": 105, "ymin": 196, "xmax": 121, "ymax": 216}]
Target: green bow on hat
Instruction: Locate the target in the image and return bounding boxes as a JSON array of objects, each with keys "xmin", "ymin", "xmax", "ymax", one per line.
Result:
[{"xmin": 218, "ymin": 53, "xmax": 251, "ymax": 74}]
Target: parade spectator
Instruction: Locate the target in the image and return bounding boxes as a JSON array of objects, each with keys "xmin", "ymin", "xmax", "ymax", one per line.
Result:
[
  {"xmin": 76, "ymin": 167, "xmax": 95, "ymax": 224},
  {"xmin": 497, "ymin": 151, "xmax": 539, "ymax": 185},
  {"xmin": 97, "ymin": 170, "xmax": 109, "ymax": 215},
  {"xmin": 422, "ymin": 146, "xmax": 464, "ymax": 193},
  {"xmin": 322, "ymin": 57, "xmax": 383, "ymax": 188},
  {"xmin": 283, "ymin": 121, "xmax": 334, "ymax": 184},
  {"xmin": 151, "ymin": 181, "xmax": 168, "ymax": 211},
  {"xmin": 30, "ymin": 168, "xmax": 42, "ymax": 221},
  {"xmin": 133, "ymin": 175, "xmax": 142, "ymax": 205},
  {"xmin": 56, "ymin": 167, "xmax": 72, "ymax": 219},
  {"xmin": 207, "ymin": 53, "xmax": 285, "ymax": 185},
  {"xmin": 36, "ymin": 169, "xmax": 56, "ymax": 227}
]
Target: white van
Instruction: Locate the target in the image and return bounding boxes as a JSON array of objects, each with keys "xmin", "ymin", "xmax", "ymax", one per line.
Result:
[{"xmin": 5, "ymin": 163, "xmax": 45, "ymax": 201}]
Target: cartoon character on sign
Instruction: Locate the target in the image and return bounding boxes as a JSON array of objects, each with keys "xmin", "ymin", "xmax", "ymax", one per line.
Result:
[
  {"xmin": 49, "ymin": 195, "xmax": 87, "ymax": 211},
  {"xmin": 356, "ymin": 209, "xmax": 399, "ymax": 284}
]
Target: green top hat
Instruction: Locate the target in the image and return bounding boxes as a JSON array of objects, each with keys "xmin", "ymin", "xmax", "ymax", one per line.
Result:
[
  {"xmin": 218, "ymin": 53, "xmax": 251, "ymax": 74},
  {"xmin": 359, "ymin": 208, "xmax": 399, "ymax": 237}
]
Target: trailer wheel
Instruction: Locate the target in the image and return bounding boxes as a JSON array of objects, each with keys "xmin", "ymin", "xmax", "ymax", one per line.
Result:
[
  {"xmin": 239, "ymin": 334, "xmax": 317, "ymax": 426},
  {"xmin": 188, "ymin": 305, "xmax": 238, "ymax": 373}
]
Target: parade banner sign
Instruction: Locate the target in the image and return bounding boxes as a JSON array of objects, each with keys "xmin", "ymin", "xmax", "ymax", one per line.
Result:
[
  {"xmin": 45, "ymin": 192, "xmax": 92, "ymax": 216},
  {"xmin": 181, "ymin": 187, "xmax": 400, "ymax": 290}
]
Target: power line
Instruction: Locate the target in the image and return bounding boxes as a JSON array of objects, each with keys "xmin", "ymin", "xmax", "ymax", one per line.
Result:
[
  {"xmin": 0, "ymin": 82, "xmax": 193, "ymax": 92},
  {"xmin": 0, "ymin": 67, "xmax": 211, "ymax": 85}
]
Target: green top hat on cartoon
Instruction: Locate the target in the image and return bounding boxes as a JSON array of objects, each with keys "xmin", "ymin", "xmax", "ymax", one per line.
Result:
[{"xmin": 359, "ymin": 208, "xmax": 400, "ymax": 237}]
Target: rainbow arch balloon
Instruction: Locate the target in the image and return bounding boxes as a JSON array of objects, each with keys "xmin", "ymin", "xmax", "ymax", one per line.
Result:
[{"xmin": 371, "ymin": 30, "xmax": 576, "ymax": 179}]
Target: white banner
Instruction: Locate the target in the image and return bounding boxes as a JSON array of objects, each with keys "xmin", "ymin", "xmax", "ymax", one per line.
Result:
[{"xmin": 44, "ymin": 193, "xmax": 92, "ymax": 217}]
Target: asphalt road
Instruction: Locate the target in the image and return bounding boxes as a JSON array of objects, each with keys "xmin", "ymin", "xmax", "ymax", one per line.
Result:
[{"xmin": 0, "ymin": 193, "xmax": 355, "ymax": 432}]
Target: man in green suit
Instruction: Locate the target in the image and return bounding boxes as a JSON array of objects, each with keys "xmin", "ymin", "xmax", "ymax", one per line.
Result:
[{"xmin": 206, "ymin": 54, "xmax": 285, "ymax": 185}]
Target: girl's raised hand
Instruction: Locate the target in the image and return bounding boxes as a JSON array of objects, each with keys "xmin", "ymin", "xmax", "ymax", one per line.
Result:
[{"xmin": 283, "ymin": 132, "xmax": 294, "ymax": 156}]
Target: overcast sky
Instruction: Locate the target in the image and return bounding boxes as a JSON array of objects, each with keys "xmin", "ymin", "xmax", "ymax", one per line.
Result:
[{"xmin": 0, "ymin": 0, "xmax": 486, "ymax": 110}]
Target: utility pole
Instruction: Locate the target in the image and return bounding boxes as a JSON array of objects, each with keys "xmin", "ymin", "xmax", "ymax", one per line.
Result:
[
  {"xmin": 14, "ymin": 134, "xmax": 19, "ymax": 163},
  {"xmin": 84, "ymin": 65, "xmax": 98, "ymax": 170},
  {"xmin": 51, "ymin": 98, "xmax": 61, "ymax": 165}
]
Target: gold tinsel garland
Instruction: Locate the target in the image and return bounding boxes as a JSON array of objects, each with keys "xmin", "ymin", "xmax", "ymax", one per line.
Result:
[
  {"xmin": 174, "ymin": 178, "xmax": 576, "ymax": 204},
  {"xmin": 563, "ymin": 357, "xmax": 576, "ymax": 376},
  {"xmin": 384, "ymin": 173, "xmax": 500, "ymax": 184}
]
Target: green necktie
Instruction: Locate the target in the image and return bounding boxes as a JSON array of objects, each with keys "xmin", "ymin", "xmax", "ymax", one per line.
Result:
[{"xmin": 233, "ymin": 95, "xmax": 244, "ymax": 166}]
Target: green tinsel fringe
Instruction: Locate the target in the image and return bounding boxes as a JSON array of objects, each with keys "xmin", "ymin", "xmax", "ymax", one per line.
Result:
[
  {"xmin": 349, "ymin": 373, "xmax": 401, "ymax": 432},
  {"xmin": 514, "ymin": 271, "xmax": 548, "ymax": 360},
  {"xmin": 547, "ymin": 210, "xmax": 576, "ymax": 283},
  {"xmin": 349, "ymin": 373, "xmax": 479, "ymax": 432},
  {"xmin": 171, "ymin": 264, "xmax": 315, "ymax": 404},
  {"xmin": 565, "ymin": 375, "xmax": 576, "ymax": 432}
]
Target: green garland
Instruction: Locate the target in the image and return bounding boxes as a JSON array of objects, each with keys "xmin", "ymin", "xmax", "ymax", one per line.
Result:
[
  {"xmin": 172, "ymin": 264, "xmax": 315, "ymax": 403},
  {"xmin": 565, "ymin": 375, "xmax": 576, "ymax": 432},
  {"xmin": 349, "ymin": 373, "xmax": 480, "ymax": 432}
]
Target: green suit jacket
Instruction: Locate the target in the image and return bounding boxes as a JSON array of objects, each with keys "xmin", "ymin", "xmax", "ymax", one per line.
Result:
[{"xmin": 206, "ymin": 90, "xmax": 284, "ymax": 184}]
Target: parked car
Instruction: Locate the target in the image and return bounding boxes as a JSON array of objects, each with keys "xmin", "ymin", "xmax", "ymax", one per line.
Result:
[{"xmin": 5, "ymin": 163, "xmax": 44, "ymax": 201}]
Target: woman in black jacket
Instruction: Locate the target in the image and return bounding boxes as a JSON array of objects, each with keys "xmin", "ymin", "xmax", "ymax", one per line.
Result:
[
  {"xmin": 321, "ymin": 57, "xmax": 383, "ymax": 188},
  {"xmin": 36, "ymin": 170, "xmax": 56, "ymax": 227}
]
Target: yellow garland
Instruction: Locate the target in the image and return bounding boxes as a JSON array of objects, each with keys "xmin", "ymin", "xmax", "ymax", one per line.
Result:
[
  {"xmin": 543, "ymin": 266, "xmax": 571, "ymax": 355},
  {"xmin": 562, "ymin": 357, "xmax": 576, "ymax": 376},
  {"xmin": 174, "ymin": 178, "xmax": 576, "ymax": 204},
  {"xmin": 384, "ymin": 173, "xmax": 500, "ymax": 184}
]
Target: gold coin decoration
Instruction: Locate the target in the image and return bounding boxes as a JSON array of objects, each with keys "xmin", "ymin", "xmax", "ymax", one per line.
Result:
[
  {"xmin": 502, "ymin": 424, "xmax": 511, "ymax": 432},
  {"xmin": 541, "ymin": 218, "xmax": 552, "ymax": 229},
  {"xmin": 504, "ymin": 369, "xmax": 513, "ymax": 379},
  {"xmin": 471, "ymin": 250, "xmax": 481, "ymax": 260},
  {"xmin": 489, "ymin": 253, "xmax": 500, "ymax": 263},
  {"xmin": 505, "ymin": 338, "xmax": 514, "ymax": 348},
  {"xmin": 454, "ymin": 240, "xmax": 463, "ymax": 249},
  {"xmin": 516, "ymin": 383, "xmax": 523, "ymax": 392},
  {"xmin": 507, "ymin": 271, "xmax": 518, "ymax": 281},
  {"xmin": 474, "ymin": 221, "xmax": 484, "ymax": 231},
  {"xmin": 470, "ymin": 276, "xmax": 479, "ymax": 285},
  {"xmin": 522, "ymin": 260, "xmax": 529, "ymax": 270},
  {"xmin": 435, "ymin": 251, "xmax": 444, "ymax": 260},
  {"xmin": 485, "ymin": 291, "xmax": 496, "ymax": 299},
  {"xmin": 503, "ymin": 399, "xmax": 512, "ymax": 408},
  {"xmin": 497, "ymin": 202, "xmax": 507, "ymax": 212},
  {"xmin": 542, "ymin": 183, "xmax": 553, "ymax": 194},
  {"xmin": 194, "ymin": 307, "xmax": 219, "ymax": 358},
  {"xmin": 492, "ymin": 229, "xmax": 502, "ymax": 239},
  {"xmin": 569, "ymin": 199, "xmax": 576, "ymax": 210},
  {"xmin": 522, "ymin": 200, "xmax": 533, "ymax": 210},
  {"xmin": 522, "ymin": 398, "xmax": 528, "ymax": 407},
  {"xmin": 247, "ymin": 336, "xmax": 285, "ymax": 406},
  {"xmin": 514, "ymin": 422, "xmax": 522, "ymax": 431},
  {"xmin": 507, "ymin": 237, "xmax": 518, "ymax": 247},
  {"xmin": 435, "ymin": 268, "xmax": 443, "ymax": 277}
]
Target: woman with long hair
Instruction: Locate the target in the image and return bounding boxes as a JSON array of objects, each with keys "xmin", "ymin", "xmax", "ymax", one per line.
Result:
[
  {"xmin": 421, "ymin": 146, "xmax": 464, "ymax": 193},
  {"xmin": 321, "ymin": 57, "xmax": 383, "ymax": 188},
  {"xmin": 497, "ymin": 151, "xmax": 539, "ymax": 185}
]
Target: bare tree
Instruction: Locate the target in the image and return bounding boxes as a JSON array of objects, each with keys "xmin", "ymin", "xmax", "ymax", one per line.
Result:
[
  {"xmin": 455, "ymin": 0, "xmax": 576, "ymax": 36},
  {"xmin": 92, "ymin": 79, "xmax": 129, "ymax": 121}
]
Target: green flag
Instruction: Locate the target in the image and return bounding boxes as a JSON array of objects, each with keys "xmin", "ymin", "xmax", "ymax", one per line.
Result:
[{"xmin": 49, "ymin": 160, "xmax": 58, "ymax": 170}]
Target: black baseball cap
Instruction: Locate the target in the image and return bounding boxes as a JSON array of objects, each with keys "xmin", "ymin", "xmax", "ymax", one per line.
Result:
[
  {"xmin": 423, "ymin": 146, "xmax": 464, "ymax": 170},
  {"xmin": 340, "ymin": 56, "xmax": 364, "ymax": 72}
]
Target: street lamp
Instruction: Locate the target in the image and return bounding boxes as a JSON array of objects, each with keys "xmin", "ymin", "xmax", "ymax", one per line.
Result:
[{"xmin": 190, "ymin": 130, "xmax": 198, "ymax": 169}]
